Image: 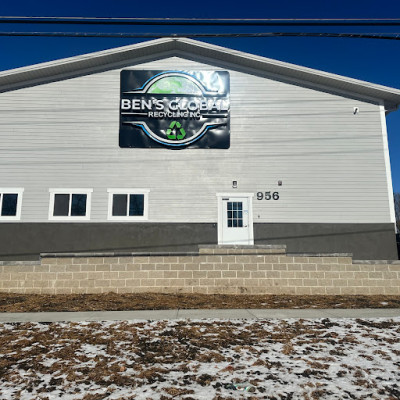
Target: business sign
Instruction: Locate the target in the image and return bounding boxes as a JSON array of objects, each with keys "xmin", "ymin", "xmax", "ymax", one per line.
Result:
[{"xmin": 119, "ymin": 70, "xmax": 230, "ymax": 149}]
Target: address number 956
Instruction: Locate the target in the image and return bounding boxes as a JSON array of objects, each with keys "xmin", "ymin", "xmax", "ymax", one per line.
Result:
[{"xmin": 257, "ymin": 191, "xmax": 279, "ymax": 200}]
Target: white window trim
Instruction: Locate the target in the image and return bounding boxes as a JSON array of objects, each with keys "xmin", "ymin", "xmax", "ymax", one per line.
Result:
[
  {"xmin": 107, "ymin": 189, "xmax": 149, "ymax": 221},
  {"xmin": 0, "ymin": 188, "xmax": 24, "ymax": 221},
  {"xmin": 48, "ymin": 188, "xmax": 93, "ymax": 221}
]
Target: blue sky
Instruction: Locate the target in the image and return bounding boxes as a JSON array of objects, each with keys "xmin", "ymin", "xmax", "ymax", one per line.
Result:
[{"xmin": 1, "ymin": 0, "xmax": 400, "ymax": 193}]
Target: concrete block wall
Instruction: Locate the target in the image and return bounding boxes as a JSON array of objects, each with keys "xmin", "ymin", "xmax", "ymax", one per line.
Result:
[{"xmin": 0, "ymin": 246, "xmax": 399, "ymax": 295}]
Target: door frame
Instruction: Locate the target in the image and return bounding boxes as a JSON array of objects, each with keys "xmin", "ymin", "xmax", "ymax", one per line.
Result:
[{"xmin": 216, "ymin": 193, "xmax": 254, "ymax": 245}]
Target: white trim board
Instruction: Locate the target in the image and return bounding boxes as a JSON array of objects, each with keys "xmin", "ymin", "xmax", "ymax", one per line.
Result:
[
  {"xmin": 379, "ymin": 103, "xmax": 396, "ymax": 224},
  {"xmin": 1, "ymin": 38, "xmax": 400, "ymax": 109},
  {"xmin": 48, "ymin": 188, "xmax": 93, "ymax": 221},
  {"xmin": 107, "ymin": 188, "xmax": 150, "ymax": 221},
  {"xmin": 0, "ymin": 188, "xmax": 24, "ymax": 221}
]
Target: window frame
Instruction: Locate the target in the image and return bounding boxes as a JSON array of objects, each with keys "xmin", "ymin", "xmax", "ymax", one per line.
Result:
[
  {"xmin": 0, "ymin": 188, "xmax": 24, "ymax": 221},
  {"xmin": 48, "ymin": 188, "xmax": 93, "ymax": 221},
  {"xmin": 107, "ymin": 189, "xmax": 149, "ymax": 221}
]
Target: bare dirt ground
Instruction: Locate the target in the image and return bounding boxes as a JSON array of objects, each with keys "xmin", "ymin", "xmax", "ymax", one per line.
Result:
[{"xmin": 0, "ymin": 293, "xmax": 399, "ymax": 312}]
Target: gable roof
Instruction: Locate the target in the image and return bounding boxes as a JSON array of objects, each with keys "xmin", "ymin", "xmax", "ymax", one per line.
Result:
[{"xmin": 1, "ymin": 37, "xmax": 400, "ymax": 112}]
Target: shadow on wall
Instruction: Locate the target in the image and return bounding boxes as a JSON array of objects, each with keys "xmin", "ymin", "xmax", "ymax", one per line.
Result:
[{"xmin": 397, "ymin": 233, "xmax": 400, "ymax": 259}]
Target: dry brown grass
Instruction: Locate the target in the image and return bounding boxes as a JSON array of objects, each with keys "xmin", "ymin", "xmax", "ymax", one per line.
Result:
[
  {"xmin": 0, "ymin": 318, "xmax": 399, "ymax": 399},
  {"xmin": 0, "ymin": 293, "xmax": 399, "ymax": 312}
]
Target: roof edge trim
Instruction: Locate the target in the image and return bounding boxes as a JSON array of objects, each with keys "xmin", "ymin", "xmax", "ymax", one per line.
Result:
[{"xmin": 1, "ymin": 37, "xmax": 400, "ymax": 107}]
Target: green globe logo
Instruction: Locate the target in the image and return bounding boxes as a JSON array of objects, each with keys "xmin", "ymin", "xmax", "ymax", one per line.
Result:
[
  {"xmin": 126, "ymin": 71, "xmax": 219, "ymax": 96},
  {"xmin": 148, "ymin": 76, "xmax": 203, "ymax": 95}
]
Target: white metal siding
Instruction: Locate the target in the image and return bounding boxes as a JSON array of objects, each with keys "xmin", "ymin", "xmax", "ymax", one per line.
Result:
[{"xmin": 0, "ymin": 56, "xmax": 392, "ymax": 223}]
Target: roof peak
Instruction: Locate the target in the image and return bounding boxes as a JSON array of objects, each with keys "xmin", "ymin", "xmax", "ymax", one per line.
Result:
[{"xmin": 1, "ymin": 38, "xmax": 400, "ymax": 111}]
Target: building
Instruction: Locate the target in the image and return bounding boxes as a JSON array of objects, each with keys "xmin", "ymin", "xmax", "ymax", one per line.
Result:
[{"xmin": 0, "ymin": 38, "xmax": 399, "ymax": 261}]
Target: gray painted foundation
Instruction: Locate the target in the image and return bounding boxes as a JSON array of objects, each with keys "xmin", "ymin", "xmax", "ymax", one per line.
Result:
[
  {"xmin": 0, "ymin": 222, "xmax": 397, "ymax": 261},
  {"xmin": 254, "ymin": 223, "xmax": 398, "ymax": 261},
  {"xmin": 397, "ymin": 233, "xmax": 400, "ymax": 259},
  {"xmin": 0, "ymin": 223, "xmax": 217, "ymax": 261}
]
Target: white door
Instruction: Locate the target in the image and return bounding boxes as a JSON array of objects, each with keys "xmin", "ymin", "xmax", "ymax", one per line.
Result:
[{"xmin": 217, "ymin": 194, "xmax": 254, "ymax": 245}]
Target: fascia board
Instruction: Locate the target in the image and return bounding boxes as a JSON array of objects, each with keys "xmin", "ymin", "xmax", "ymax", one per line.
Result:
[
  {"xmin": 175, "ymin": 39, "xmax": 400, "ymax": 108},
  {"xmin": 171, "ymin": 49, "xmax": 382, "ymax": 106},
  {"xmin": 0, "ymin": 49, "xmax": 179, "ymax": 93},
  {"xmin": 0, "ymin": 37, "xmax": 173, "ymax": 77},
  {"xmin": 0, "ymin": 38, "xmax": 177, "ymax": 92},
  {"xmin": 0, "ymin": 37, "xmax": 400, "ymax": 109}
]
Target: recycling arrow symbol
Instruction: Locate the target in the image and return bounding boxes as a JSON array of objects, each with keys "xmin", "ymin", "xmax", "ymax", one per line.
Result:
[{"xmin": 166, "ymin": 121, "xmax": 186, "ymax": 140}]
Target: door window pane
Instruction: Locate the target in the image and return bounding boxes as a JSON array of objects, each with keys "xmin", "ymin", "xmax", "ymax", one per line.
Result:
[
  {"xmin": 1, "ymin": 193, "xmax": 18, "ymax": 216},
  {"xmin": 129, "ymin": 194, "xmax": 144, "ymax": 216},
  {"xmin": 71, "ymin": 194, "xmax": 87, "ymax": 216},
  {"xmin": 113, "ymin": 194, "xmax": 128, "ymax": 216},
  {"xmin": 227, "ymin": 201, "xmax": 244, "ymax": 228},
  {"xmin": 53, "ymin": 194, "xmax": 69, "ymax": 216}
]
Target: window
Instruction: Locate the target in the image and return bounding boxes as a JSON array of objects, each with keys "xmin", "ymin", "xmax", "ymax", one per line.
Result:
[
  {"xmin": 107, "ymin": 189, "xmax": 149, "ymax": 220},
  {"xmin": 227, "ymin": 201, "xmax": 243, "ymax": 228},
  {"xmin": 0, "ymin": 188, "xmax": 24, "ymax": 220},
  {"xmin": 49, "ymin": 189, "xmax": 93, "ymax": 220}
]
